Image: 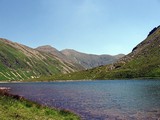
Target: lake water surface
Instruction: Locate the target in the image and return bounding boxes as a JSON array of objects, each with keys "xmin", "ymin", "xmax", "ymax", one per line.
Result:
[{"xmin": 1, "ymin": 80, "xmax": 160, "ymax": 120}]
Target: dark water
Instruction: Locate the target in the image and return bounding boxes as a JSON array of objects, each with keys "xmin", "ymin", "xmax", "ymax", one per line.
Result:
[{"xmin": 1, "ymin": 80, "xmax": 160, "ymax": 120}]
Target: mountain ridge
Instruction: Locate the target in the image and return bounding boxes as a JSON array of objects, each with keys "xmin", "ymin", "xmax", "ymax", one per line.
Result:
[
  {"xmin": 36, "ymin": 46, "xmax": 124, "ymax": 69},
  {"xmin": 49, "ymin": 25, "xmax": 160, "ymax": 80},
  {"xmin": 0, "ymin": 38, "xmax": 83, "ymax": 81},
  {"xmin": 0, "ymin": 38, "xmax": 124, "ymax": 81},
  {"xmin": 61, "ymin": 49, "xmax": 124, "ymax": 69}
]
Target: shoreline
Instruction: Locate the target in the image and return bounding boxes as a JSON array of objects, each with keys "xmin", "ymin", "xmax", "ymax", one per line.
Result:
[
  {"xmin": 0, "ymin": 88, "xmax": 81, "ymax": 120},
  {"xmin": 0, "ymin": 79, "xmax": 94, "ymax": 83},
  {"xmin": 0, "ymin": 87, "xmax": 10, "ymax": 90},
  {"xmin": 1, "ymin": 78, "xmax": 160, "ymax": 84}
]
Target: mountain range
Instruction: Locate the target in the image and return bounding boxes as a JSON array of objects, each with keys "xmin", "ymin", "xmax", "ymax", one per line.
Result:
[
  {"xmin": 50, "ymin": 25, "xmax": 160, "ymax": 80},
  {"xmin": 36, "ymin": 46, "xmax": 124, "ymax": 69},
  {"xmin": 0, "ymin": 38, "xmax": 123, "ymax": 81},
  {"xmin": 2, "ymin": 25, "xmax": 159, "ymax": 81}
]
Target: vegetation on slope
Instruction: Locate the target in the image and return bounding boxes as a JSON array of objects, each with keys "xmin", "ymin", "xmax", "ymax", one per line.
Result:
[
  {"xmin": 1, "ymin": 26, "xmax": 159, "ymax": 81},
  {"xmin": 0, "ymin": 90, "xmax": 80, "ymax": 120},
  {"xmin": 44, "ymin": 26, "xmax": 160, "ymax": 80},
  {"xmin": 0, "ymin": 38, "xmax": 82, "ymax": 81},
  {"xmin": 36, "ymin": 46, "xmax": 124, "ymax": 70}
]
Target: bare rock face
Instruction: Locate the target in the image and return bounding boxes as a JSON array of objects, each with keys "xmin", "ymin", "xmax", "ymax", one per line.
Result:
[{"xmin": 147, "ymin": 26, "xmax": 160, "ymax": 37}]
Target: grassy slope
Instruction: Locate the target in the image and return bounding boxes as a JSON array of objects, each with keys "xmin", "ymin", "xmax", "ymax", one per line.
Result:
[
  {"xmin": 0, "ymin": 39, "xmax": 81, "ymax": 81},
  {"xmin": 0, "ymin": 92, "xmax": 80, "ymax": 120},
  {"xmin": 0, "ymin": 27, "xmax": 160, "ymax": 80},
  {"xmin": 43, "ymin": 26, "xmax": 160, "ymax": 80}
]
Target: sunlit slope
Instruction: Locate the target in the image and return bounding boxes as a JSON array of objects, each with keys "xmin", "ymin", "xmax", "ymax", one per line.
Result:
[
  {"xmin": 50, "ymin": 26, "xmax": 160, "ymax": 80},
  {"xmin": 0, "ymin": 38, "xmax": 81, "ymax": 81}
]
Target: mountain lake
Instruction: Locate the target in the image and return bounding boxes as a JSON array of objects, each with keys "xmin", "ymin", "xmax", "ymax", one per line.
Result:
[{"xmin": 1, "ymin": 80, "xmax": 160, "ymax": 120}]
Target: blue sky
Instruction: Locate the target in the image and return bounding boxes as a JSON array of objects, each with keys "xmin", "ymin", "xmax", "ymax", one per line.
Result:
[{"xmin": 0, "ymin": 0, "xmax": 160, "ymax": 55}]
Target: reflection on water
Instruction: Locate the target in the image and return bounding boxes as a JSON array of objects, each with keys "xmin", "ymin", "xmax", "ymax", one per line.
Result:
[{"xmin": 1, "ymin": 80, "xmax": 160, "ymax": 120}]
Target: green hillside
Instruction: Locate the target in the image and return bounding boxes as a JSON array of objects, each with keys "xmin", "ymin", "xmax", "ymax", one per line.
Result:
[
  {"xmin": 0, "ymin": 38, "xmax": 82, "ymax": 81},
  {"xmin": 49, "ymin": 26, "xmax": 160, "ymax": 80},
  {"xmin": 0, "ymin": 90, "xmax": 80, "ymax": 120},
  {"xmin": 1, "ymin": 26, "xmax": 160, "ymax": 81}
]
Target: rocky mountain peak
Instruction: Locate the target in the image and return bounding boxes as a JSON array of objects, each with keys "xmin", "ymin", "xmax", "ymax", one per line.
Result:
[{"xmin": 36, "ymin": 45, "xmax": 59, "ymax": 53}]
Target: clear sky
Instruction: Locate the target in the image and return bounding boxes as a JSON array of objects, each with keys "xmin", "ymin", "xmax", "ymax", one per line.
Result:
[{"xmin": 0, "ymin": 0, "xmax": 160, "ymax": 55}]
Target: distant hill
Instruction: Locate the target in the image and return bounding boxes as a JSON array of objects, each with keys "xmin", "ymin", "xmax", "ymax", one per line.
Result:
[
  {"xmin": 36, "ymin": 46, "xmax": 124, "ymax": 69},
  {"xmin": 50, "ymin": 25, "xmax": 160, "ymax": 80},
  {"xmin": 61, "ymin": 49, "xmax": 124, "ymax": 69}
]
